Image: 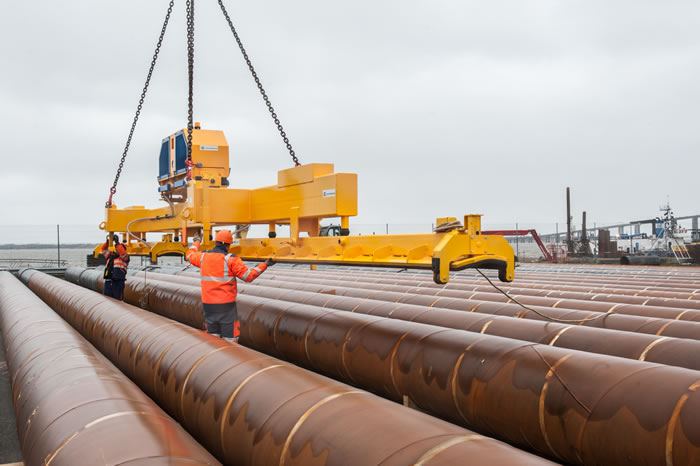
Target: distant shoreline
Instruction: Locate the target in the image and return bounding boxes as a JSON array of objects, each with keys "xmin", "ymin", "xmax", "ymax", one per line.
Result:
[{"xmin": 0, "ymin": 244, "xmax": 96, "ymax": 250}]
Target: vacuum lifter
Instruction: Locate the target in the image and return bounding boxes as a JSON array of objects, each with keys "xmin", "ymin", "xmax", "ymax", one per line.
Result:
[{"xmin": 97, "ymin": 126, "xmax": 514, "ymax": 284}]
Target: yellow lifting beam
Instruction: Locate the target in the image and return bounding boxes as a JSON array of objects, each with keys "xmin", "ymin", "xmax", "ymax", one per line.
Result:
[
  {"xmin": 232, "ymin": 214, "xmax": 514, "ymax": 283},
  {"xmin": 97, "ymin": 126, "xmax": 515, "ymax": 284}
]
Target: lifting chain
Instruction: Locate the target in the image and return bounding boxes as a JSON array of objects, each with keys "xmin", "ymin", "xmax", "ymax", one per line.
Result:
[
  {"xmin": 106, "ymin": 0, "xmax": 175, "ymax": 208},
  {"xmin": 216, "ymin": 0, "xmax": 301, "ymax": 167},
  {"xmin": 185, "ymin": 0, "xmax": 195, "ymax": 165}
]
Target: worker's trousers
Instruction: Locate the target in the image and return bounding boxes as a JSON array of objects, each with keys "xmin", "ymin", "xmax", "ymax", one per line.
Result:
[
  {"xmin": 202, "ymin": 302, "xmax": 240, "ymax": 342},
  {"xmin": 104, "ymin": 279, "xmax": 125, "ymax": 301}
]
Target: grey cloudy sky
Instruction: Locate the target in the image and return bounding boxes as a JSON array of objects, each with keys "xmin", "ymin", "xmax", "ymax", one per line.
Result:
[{"xmin": 1, "ymin": 1, "xmax": 699, "ymax": 242}]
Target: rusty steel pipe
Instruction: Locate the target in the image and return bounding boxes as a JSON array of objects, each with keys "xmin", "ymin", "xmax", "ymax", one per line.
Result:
[
  {"xmin": 71, "ymin": 270, "xmax": 700, "ymax": 465},
  {"xmin": 277, "ymin": 265, "xmax": 700, "ymax": 293},
  {"xmin": 507, "ymin": 266, "xmax": 700, "ymax": 280},
  {"xmin": 76, "ymin": 267, "xmax": 700, "ymax": 344},
  {"xmin": 21, "ymin": 270, "xmax": 549, "ymax": 466},
  {"xmin": 239, "ymin": 277, "xmax": 700, "ymax": 341},
  {"xmin": 482, "ymin": 263, "xmax": 700, "ymax": 279},
  {"xmin": 246, "ymin": 271, "xmax": 700, "ymax": 321},
  {"xmin": 473, "ymin": 272, "xmax": 700, "ymax": 290},
  {"xmin": 172, "ymin": 266, "xmax": 700, "ymax": 317},
  {"xmin": 249, "ymin": 267, "xmax": 700, "ymax": 309},
  {"xmin": 0, "ymin": 272, "xmax": 219, "ymax": 466},
  {"xmin": 117, "ymin": 270, "xmax": 700, "ymax": 372},
  {"xmin": 157, "ymin": 264, "xmax": 700, "ymax": 301},
  {"xmin": 67, "ymin": 269, "xmax": 700, "ymax": 346},
  {"xmin": 65, "ymin": 267, "xmax": 206, "ymax": 329},
  {"xmin": 249, "ymin": 268, "xmax": 700, "ymax": 310}
]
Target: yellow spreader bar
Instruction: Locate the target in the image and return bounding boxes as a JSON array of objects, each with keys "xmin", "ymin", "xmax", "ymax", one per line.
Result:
[
  {"xmin": 233, "ymin": 229, "xmax": 514, "ymax": 284},
  {"xmin": 97, "ymin": 215, "xmax": 515, "ymax": 284}
]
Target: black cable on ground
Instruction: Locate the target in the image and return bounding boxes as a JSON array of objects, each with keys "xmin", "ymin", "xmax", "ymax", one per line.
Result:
[{"xmin": 476, "ymin": 269, "xmax": 613, "ymax": 324}]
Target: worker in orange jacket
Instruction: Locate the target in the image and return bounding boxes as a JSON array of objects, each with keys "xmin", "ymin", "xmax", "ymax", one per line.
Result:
[
  {"xmin": 101, "ymin": 234, "xmax": 129, "ymax": 301},
  {"xmin": 186, "ymin": 229, "xmax": 273, "ymax": 342}
]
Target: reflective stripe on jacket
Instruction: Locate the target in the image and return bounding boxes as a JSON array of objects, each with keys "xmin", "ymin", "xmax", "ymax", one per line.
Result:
[
  {"xmin": 102, "ymin": 242, "xmax": 129, "ymax": 270},
  {"xmin": 186, "ymin": 241, "xmax": 267, "ymax": 304}
]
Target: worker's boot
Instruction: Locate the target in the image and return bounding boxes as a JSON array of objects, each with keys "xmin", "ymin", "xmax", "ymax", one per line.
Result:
[{"xmin": 223, "ymin": 336, "xmax": 239, "ymax": 344}]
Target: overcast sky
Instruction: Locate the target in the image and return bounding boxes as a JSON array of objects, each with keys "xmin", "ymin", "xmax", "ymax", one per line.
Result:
[{"xmin": 1, "ymin": 1, "xmax": 699, "ymax": 242}]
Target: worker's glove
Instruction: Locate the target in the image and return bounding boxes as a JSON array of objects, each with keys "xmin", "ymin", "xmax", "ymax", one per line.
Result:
[
  {"xmin": 192, "ymin": 234, "xmax": 202, "ymax": 243},
  {"xmin": 265, "ymin": 258, "xmax": 275, "ymax": 267}
]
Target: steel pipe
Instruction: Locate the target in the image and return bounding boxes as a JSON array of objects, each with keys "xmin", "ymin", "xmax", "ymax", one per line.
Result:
[
  {"xmin": 103, "ymin": 265, "xmax": 700, "ymax": 341},
  {"xmin": 65, "ymin": 267, "xmax": 205, "ymax": 329},
  {"xmin": 21, "ymin": 270, "xmax": 548, "ymax": 466},
  {"xmin": 474, "ymin": 271, "xmax": 700, "ymax": 290},
  {"xmin": 69, "ymin": 267, "xmax": 700, "ymax": 350},
  {"xmin": 246, "ymin": 271, "xmax": 700, "ymax": 321},
  {"xmin": 156, "ymin": 263, "xmax": 700, "ymax": 300},
  {"xmin": 247, "ymin": 267, "xmax": 700, "ymax": 310},
  {"xmin": 298, "ymin": 265, "xmax": 700, "ymax": 292},
  {"xmin": 242, "ymin": 277, "xmax": 700, "ymax": 341},
  {"xmin": 0, "ymin": 272, "xmax": 218, "ymax": 466},
  {"xmin": 513, "ymin": 264, "xmax": 696, "ymax": 275},
  {"xmin": 68, "ymin": 269, "xmax": 700, "ymax": 465},
  {"xmin": 118, "ymin": 270, "xmax": 700, "ymax": 371},
  {"xmin": 236, "ymin": 265, "xmax": 700, "ymax": 311}
]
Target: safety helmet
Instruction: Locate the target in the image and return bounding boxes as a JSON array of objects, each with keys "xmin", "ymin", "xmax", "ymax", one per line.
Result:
[{"xmin": 215, "ymin": 229, "xmax": 233, "ymax": 244}]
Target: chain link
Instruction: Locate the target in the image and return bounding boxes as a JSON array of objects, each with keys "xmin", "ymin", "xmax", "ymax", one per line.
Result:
[
  {"xmin": 106, "ymin": 1, "xmax": 175, "ymax": 208},
  {"xmin": 216, "ymin": 0, "xmax": 300, "ymax": 167},
  {"xmin": 186, "ymin": 0, "xmax": 195, "ymax": 163}
]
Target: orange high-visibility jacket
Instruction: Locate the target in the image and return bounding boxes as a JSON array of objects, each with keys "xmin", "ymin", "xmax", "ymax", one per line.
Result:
[
  {"xmin": 186, "ymin": 241, "xmax": 267, "ymax": 304},
  {"xmin": 102, "ymin": 242, "xmax": 129, "ymax": 270}
]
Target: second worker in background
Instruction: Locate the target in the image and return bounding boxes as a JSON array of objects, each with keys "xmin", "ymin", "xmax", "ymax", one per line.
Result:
[
  {"xmin": 102, "ymin": 234, "xmax": 129, "ymax": 301},
  {"xmin": 186, "ymin": 229, "xmax": 273, "ymax": 343}
]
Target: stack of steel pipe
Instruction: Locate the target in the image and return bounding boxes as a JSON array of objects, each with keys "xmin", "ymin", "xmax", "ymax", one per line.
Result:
[
  {"xmin": 457, "ymin": 265, "xmax": 700, "ymax": 289},
  {"xmin": 65, "ymin": 267, "xmax": 700, "ymax": 465},
  {"xmin": 22, "ymin": 269, "xmax": 550, "ymax": 465},
  {"xmin": 130, "ymin": 269, "xmax": 700, "ymax": 371},
  {"xmin": 233, "ymin": 275, "xmax": 700, "ymax": 340},
  {"xmin": 259, "ymin": 268, "xmax": 700, "ymax": 310},
  {"xmin": 71, "ymin": 267, "xmax": 700, "ymax": 369},
  {"xmin": 246, "ymin": 272, "xmax": 700, "ymax": 320},
  {"xmin": 0, "ymin": 271, "xmax": 218, "ymax": 465},
  {"xmin": 301, "ymin": 263, "xmax": 700, "ymax": 289}
]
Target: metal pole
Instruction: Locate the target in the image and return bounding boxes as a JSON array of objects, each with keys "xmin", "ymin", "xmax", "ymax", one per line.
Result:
[
  {"xmin": 386, "ymin": 223, "xmax": 389, "ymax": 235},
  {"xmin": 516, "ymin": 222, "xmax": 519, "ymax": 257},
  {"xmin": 566, "ymin": 187, "xmax": 572, "ymax": 254},
  {"xmin": 56, "ymin": 224, "xmax": 60, "ymax": 265}
]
